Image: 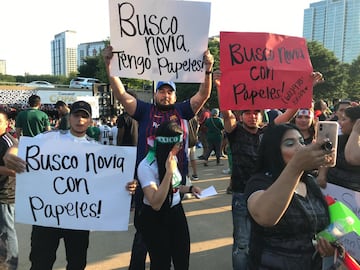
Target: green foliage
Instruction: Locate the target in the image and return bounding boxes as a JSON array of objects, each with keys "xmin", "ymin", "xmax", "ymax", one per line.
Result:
[
  {"xmin": 176, "ymin": 38, "xmax": 220, "ymax": 108},
  {"xmin": 0, "ymin": 74, "xmax": 16, "ymax": 83},
  {"xmin": 307, "ymin": 41, "xmax": 348, "ymax": 102},
  {"xmin": 347, "ymin": 55, "xmax": 360, "ymax": 101}
]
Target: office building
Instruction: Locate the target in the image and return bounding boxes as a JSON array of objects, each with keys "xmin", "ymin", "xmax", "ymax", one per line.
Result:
[
  {"xmin": 0, "ymin": 60, "xmax": 6, "ymax": 75},
  {"xmin": 303, "ymin": 0, "xmax": 360, "ymax": 63},
  {"xmin": 78, "ymin": 41, "xmax": 105, "ymax": 67},
  {"xmin": 51, "ymin": 30, "xmax": 78, "ymax": 76}
]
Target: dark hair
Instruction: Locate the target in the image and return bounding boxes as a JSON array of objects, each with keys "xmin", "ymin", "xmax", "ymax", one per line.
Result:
[
  {"xmin": 344, "ymin": 106, "xmax": 360, "ymax": 122},
  {"xmin": 313, "ymin": 99, "xmax": 326, "ymax": 111},
  {"xmin": 155, "ymin": 121, "xmax": 183, "ymax": 181},
  {"xmin": 334, "ymin": 100, "xmax": 351, "ymax": 112},
  {"xmin": 256, "ymin": 123, "xmax": 302, "ymax": 180},
  {"xmin": 55, "ymin": 100, "xmax": 67, "ymax": 108},
  {"xmin": 28, "ymin": 95, "xmax": 41, "ymax": 107},
  {"xmin": 155, "ymin": 121, "xmax": 183, "ymax": 208}
]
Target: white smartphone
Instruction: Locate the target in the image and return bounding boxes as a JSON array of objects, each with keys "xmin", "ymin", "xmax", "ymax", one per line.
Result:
[{"xmin": 315, "ymin": 121, "xmax": 339, "ymax": 167}]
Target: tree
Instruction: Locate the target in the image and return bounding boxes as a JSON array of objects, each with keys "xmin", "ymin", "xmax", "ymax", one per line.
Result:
[
  {"xmin": 78, "ymin": 57, "xmax": 100, "ymax": 78},
  {"xmin": 347, "ymin": 55, "xmax": 360, "ymax": 101},
  {"xmin": 176, "ymin": 37, "xmax": 220, "ymax": 109},
  {"xmin": 307, "ymin": 41, "xmax": 348, "ymax": 102}
]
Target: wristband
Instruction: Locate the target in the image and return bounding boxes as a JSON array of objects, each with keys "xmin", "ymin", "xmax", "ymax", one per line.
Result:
[
  {"xmin": 189, "ymin": 185, "xmax": 194, "ymax": 193},
  {"xmin": 205, "ymin": 70, "xmax": 212, "ymax": 75}
]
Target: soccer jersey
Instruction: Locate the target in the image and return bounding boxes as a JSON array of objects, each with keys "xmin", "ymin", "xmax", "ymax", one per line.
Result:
[
  {"xmin": 98, "ymin": 124, "xmax": 113, "ymax": 145},
  {"xmin": 133, "ymin": 99, "xmax": 194, "ymax": 177}
]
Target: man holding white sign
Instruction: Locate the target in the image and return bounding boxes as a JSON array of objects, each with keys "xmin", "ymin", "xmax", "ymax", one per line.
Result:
[
  {"xmin": 4, "ymin": 101, "xmax": 138, "ymax": 270},
  {"xmin": 106, "ymin": 1, "xmax": 212, "ymax": 267}
]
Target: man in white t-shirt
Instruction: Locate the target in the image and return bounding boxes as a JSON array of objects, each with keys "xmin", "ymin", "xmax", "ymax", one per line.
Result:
[{"xmin": 98, "ymin": 117, "xmax": 113, "ymax": 145}]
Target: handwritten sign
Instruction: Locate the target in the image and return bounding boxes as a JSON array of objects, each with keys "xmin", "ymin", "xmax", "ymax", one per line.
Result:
[
  {"xmin": 219, "ymin": 32, "xmax": 313, "ymax": 110},
  {"xmin": 109, "ymin": 0, "xmax": 211, "ymax": 82},
  {"xmin": 15, "ymin": 137, "xmax": 136, "ymax": 231},
  {"xmin": 322, "ymin": 183, "xmax": 360, "ymax": 261}
]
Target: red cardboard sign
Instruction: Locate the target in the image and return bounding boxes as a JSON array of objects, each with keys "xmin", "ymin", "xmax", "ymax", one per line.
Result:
[{"xmin": 219, "ymin": 32, "xmax": 313, "ymax": 110}]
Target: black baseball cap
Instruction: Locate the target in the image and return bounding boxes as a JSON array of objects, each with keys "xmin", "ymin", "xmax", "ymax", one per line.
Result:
[{"xmin": 70, "ymin": 101, "xmax": 92, "ymax": 117}]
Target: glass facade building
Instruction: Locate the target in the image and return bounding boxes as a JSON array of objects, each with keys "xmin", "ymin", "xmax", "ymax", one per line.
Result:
[
  {"xmin": 303, "ymin": 0, "xmax": 360, "ymax": 63},
  {"xmin": 77, "ymin": 41, "xmax": 105, "ymax": 67},
  {"xmin": 51, "ymin": 30, "xmax": 78, "ymax": 76}
]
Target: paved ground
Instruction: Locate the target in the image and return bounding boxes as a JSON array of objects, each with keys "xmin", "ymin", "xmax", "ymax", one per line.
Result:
[{"xmin": 16, "ymin": 150, "xmax": 233, "ymax": 270}]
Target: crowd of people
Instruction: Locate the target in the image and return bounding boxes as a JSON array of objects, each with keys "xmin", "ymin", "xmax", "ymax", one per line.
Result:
[{"xmin": 0, "ymin": 45, "xmax": 359, "ymax": 270}]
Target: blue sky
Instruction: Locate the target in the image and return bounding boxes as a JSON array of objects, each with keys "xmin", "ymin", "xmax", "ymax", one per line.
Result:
[{"xmin": 0, "ymin": 0, "xmax": 316, "ymax": 76}]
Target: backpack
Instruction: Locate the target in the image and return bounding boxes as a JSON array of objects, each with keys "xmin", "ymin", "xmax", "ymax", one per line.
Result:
[{"xmin": 188, "ymin": 117, "xmax": 199, "ymax": 148}]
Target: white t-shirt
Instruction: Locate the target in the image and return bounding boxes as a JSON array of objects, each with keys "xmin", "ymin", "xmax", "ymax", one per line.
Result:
[
  {"xmin": 98, "ymin": 124, "xmax": 113, "ymax": 145},
  {"xmin": 111, "ymin": 126, "xmax": 118, "ymax": 145},
  {"xmin": 36, "ymin": 130, "xmax": 98, "ymax": 144},
  {"xmin": 137, "ymin": 157, "xmax": 181, "ymax": 208}
]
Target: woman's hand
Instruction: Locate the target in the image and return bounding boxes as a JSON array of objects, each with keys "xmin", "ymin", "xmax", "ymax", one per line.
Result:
[
  {"xmin": 290, "ymin": 140, "xmax": 335, "ymax": 172},
  {"xmin": 316, "ymin": 237, "xmax": 335, "ymax": 258},
  {"xmin": 165, "ymin": 151, "xmax": 177, "ymax": 175},
  {"xmin": 126, "ymin": 180, "xmax": 138, "ymax": 195}
]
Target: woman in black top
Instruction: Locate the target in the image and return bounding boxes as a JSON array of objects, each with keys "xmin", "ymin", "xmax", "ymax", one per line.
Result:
[
  {"xmin": 317, "ymin": 106, "xmax": 360, "ymax": 192},
  {"xmin": 244, "ymin": 124, "xmax": 334, "ymax": 269}
]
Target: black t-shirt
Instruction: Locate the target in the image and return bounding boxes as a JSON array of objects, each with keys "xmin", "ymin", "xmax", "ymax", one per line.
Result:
[
  {"xmin": 327, "ymin": 134, "xmax": 360, "ymax": 191},
  {"xmin": 227, "ymin": 124, "xmax": 266, "ymax": 193},
  {"xmin": 0, "ymin": 132, "xmax": 17, "ymax": 203},
  {"xmin": 117, "ymin": 112, "xmax": 138, "ymax": 146},
  {"xmin": 244, "ymin": 173, "xmax": 330, "ymax": 269}
]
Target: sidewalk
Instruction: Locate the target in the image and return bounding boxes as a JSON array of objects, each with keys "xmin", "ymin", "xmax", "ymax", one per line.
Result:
[{"xmin": 15, "ymin": 149, "xmax": 233, "ymax": 270}]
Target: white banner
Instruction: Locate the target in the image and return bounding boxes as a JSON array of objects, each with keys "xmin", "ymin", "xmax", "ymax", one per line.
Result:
[
  {"xmin": 109, "ymin": 0, "xmax": 211, "ymax": 82},
  {"xmin": 36, "ymin": 89, "xmax": 93, "ymax": 104},
  {"xmin": 15, "ymin": 137, "xmax": 136, "ymax": 231}
]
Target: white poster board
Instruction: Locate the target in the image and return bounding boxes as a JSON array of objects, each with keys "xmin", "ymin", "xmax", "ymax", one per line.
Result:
[
  {"xmin": 322, "ymin": 183, "xmax": 360, "ymax": 261},
  {"xmin": 15, "ymin": 137, "xmax": 136, "ymax": 231},
  {"xmin": 109, "ymin": 0, "xmax": 211, "ymax": 82}
]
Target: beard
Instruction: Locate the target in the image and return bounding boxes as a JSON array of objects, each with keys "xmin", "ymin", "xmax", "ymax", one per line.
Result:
[
  {"xmin": 156, "ymin": 103, "xmax": 175, "ymax": 111},
  {"xmin": 243, "ymin": 122, "xmax": 258, "ymax": 130}
]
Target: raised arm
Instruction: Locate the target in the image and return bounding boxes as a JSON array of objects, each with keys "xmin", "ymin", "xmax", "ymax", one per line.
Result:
[
  {"xmin": 345, "ymin": 119, "xmax": 360, "ymax": 165},
  {"xmin": 247, "ymin": 141, "xmax": 330, "ymax": 226},
  {"xmin": 103, "ymin": 46, "xmax": 137, "ymax": 116},
  {"xmin": 189, "ymin": 50, "xmax": 214, "ymax": 114},
  {"xmin": 212, "ymin": 70, "xmax": 237, "ymax": 133}
]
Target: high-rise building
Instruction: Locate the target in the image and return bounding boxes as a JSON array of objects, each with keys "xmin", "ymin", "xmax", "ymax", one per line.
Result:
[
  {"xmin": 51, "ymin": 30, "xmax": 78, "ymax": 76},
  {"xmin": 303, "ymin": 0, "xmax": 360, "ymax": 63},
  {"xmin": 0, "ymin": 60, "xmax": 6, "ymax": 75},
  {"xmin": 77, "ymin": 41, "xmax": 106, "ymax": 67}
]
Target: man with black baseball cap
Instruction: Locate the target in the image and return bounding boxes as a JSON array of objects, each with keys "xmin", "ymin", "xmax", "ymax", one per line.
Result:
[
  {"xmin": 4, "ymin": 99, "xmax": 138, "ymax": 268},
  {"xmin": 70, "ymin": 100, "xmax": 92, "ymax": 117}
]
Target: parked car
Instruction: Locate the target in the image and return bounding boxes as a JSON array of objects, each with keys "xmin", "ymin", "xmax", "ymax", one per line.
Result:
[
  {"xmin": 69, "ymin": 77, "xmax": 101, "ymax": 89},
  {"xmin": 24, "ymin": 81, "xmax": 55, "ymax": 88}
]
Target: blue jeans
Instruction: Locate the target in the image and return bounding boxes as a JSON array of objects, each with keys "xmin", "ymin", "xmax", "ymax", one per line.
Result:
[
  {"xmin": 0, "ymin": 203, "xmax": 18, "ymax": 270},
  {"xmin": 232, "ymin": 192, "xmax": 250, "ymax": 270}
]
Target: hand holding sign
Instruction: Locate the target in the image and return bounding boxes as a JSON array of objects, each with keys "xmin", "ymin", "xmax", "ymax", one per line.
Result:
[{"xmin": 108, "ymin": 0, "xmax": 211, "ymax": 82}]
